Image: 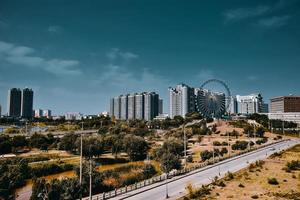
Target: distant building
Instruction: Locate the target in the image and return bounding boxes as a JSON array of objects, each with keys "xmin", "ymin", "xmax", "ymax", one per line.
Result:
[
  {"xmin": 43, "ymin": 110, "xmax": 52, "ymax": 118},
  {"xmin": 144, "ymin": 92, "xmax": 159, "ymax": 121},
  {"xmin": 261, "ymin": 103, "xmax": 269, "ymax": 113},
  {"xmin": 21, "ymin": 88, "xmax": 34, "ymax": 119},
  {"xmin": 227, "ymin": 96, "xmax": 238, "ymax": 114},
  {"xmin": 7, "ymin": 88, "xmax": 22, "ymax": 117},
  {"xmin": 65, "ymin": 112, "xmax": 82, "ymax": 120},
  {"xmin": 158, "ymin": 99, "xmax": 163, "ymax": 114},
  {"xmin": 34, "ymin": 109, "xmax": 51, "ymax": 118},
  {"xmin": 113, "ymin": 96, "xmax": 121, "ymax": 119},
  {"xmin": 267, "ymin": 112, "xmax": 300, "ymax": 125},
  {"xmin": 110, "ymin": 98, "xmax": 114, "ymax": 118},
  {"xmin": 34, "ymin": 109, "xmax": 43, "ymax": 118},
  {"xmin": 127, "ymin": 94, "xmax": 135, "ymax": 120},
  {"xmin": 153, "ymin": 113, "xmax": 169, "ymax": 121},
  {"xmin": 236, "ymin": 93, "xmax": 266, "ymax": 114},
  {"xmin": 169, "ymin": 83, "xmax": 195, "ymax": 118},
  {"xmin": 120, "ymin": 95, "xmax": 128, "ymax": 120},
  {"xmin": 135, "ymin": 93, "xmax": 144, "ymax": 120},
  {"xmin": 99, "ymin": 111, "xmax": 109, "ymax": 117},
  {"xmin": 270, "ymin": 96, "xmax": 300, "ymax": 113},
  {"xmin": 110, "ymin": 92, "xmax": 160, "ymax": 121}
]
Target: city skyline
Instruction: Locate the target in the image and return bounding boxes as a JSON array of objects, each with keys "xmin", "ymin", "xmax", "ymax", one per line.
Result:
[{"xmin": 0, "ymin": 0, "xmax": 300, "ymax": 115}]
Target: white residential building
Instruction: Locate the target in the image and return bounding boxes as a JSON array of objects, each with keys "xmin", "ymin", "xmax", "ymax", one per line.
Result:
[
  {"xmin": 236, "ymin": 93, "xmax": 267, "ymax": 114},
  {"xmin": 169, "ymin": 83, "xmax": 195, "ymax": 118}
]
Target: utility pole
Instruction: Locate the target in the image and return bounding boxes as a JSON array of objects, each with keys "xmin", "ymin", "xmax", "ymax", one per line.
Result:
[
  {"xmin": 183, "ymin": 124, "xmax": 187, "ymax": 168},
  {"xmin": 25, "ymin": 121, "xmax": 28, "ymax": 135},
  {"xmin": 227, "ymin": 132, "xmax": 230, "ymax": 157},
  {"xmin": 165, "ymin": 171, "xmax": 169, "ymax": 199},
  {"xmin": 79, "ymin": 122, "xmax": 83, "ymax": 200},
  {"xmin": 89, "ymin": 159, "xmax": 92, "ymax": 200},
  {"xmin": 282, "ymin": 118, "xmax": 284, "ymax": 135},
  {"xmin": 254, "ymin": 124, "xmax": 256, "ymax": 144},
  {"xmin": 212, "ymin": 148, "xmax": 215, "ymax": 163},
  {"xmin": 248, "ymin": 130, "xmax": 251, "ymax": 151}
]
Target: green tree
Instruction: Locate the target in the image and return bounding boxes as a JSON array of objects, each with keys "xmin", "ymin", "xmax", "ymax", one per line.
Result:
[
  {"xmin": 256, "ymin": 127, "xmax": 265, "ymax": 138},
  {"xmin": 76, "ymin": 136, "xmax": 104, "ymax": 158},
  {"xmin": 244, "ymin": 125, "xmax": 254, "ymax": 137},
  {"xmin": 200, "ymin": 150, "xmax": 213, "ymax": 161},
  {"xmin": 59, "ymin": 133, "xmax": 78, "ymax": 152},
  {"xmin": 123, "ymin": 134, "xmax": 148, "ymax": 161},
  {"xmin": 0, "ymin": 135, "xmax": 12, "ymax": 154},
  {"xmin": 160, "ymin": 152, "xmax": 182, "ymax": 174},
  {"xmin": 11, "ymin": 135, "xmax": 28, "ymax": 148}
]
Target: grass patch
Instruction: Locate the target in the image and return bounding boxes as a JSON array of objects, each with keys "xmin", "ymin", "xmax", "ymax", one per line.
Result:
[{"xmin": 268, "ymin": 178, "xmax": 279, "ymax": 185}]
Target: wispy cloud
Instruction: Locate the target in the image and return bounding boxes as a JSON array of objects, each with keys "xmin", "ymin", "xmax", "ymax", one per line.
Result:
[
  {"xmin": 47, "ymin": 25, "xmax": 63, "ymax": 34},
  {"xmin": 223, "ymin": 6, "xmax": 270, "ymax": 23},
  {"xmin": 0, "ymin": 41, "xmax": 81, "ymax": 76},
  {"xmin": 223, "ymin": 0, "xmax": 292, "ymax": 23},
  {"xmin": 257, "ymin": 15, "xmax": 291, "ymax": 28},
  {"xmin": 106, "ymin": 48, "xmax": 139, "ymax": 61}
]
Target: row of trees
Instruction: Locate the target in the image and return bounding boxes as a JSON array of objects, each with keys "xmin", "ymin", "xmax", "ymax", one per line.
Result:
[{"xmin": 59, "ymin": 133, "xmax": 149, "ymax": 161}]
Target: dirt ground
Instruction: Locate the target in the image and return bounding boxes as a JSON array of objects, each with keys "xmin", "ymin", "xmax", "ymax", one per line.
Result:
[
  {"xmin": 189, "ymin": 120, "xmax": 282, "ymax": 163},
  {"xmin": 201, "ymin": 144, "xmax": 300, "ymax": 200}
]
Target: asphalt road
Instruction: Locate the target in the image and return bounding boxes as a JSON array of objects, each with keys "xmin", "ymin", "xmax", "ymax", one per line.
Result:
[{"xmin": 110, "ymin": 139, "xmax": 299, "ymax": 200}]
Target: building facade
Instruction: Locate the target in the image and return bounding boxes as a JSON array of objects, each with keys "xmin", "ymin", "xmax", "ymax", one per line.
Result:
[
  {"xmin": 43, "ymin": 110, "xmax": 52, "ymax": 118},
  {"xmin": 270, "ymin": 96, "xmax": 300, "ymax": 113},
  {"xmin": 120, "ymin": 95, "xmax": 128, "ymax": 120},
  {"xmin": 267, "ymin": 112, "xmax": 300, "ymax": 125},
  {"xmin": 236, "ymin": 93, "xmax": 266, "ymax": 114},
  {"xmin": 113, "ymin": 96, "xmax": 121, "ymax": 119},
  {"xmin": 127, "ymin": 94, "xmax": 135, "ymax": 120},
  {"xmin": 7, "ymin": 88, "xmax": 22, "ymax": 117},
  {"xmin": 34, "ymin": 109, "xmax": 43, "ymax": 118},
  {"xmin": 65, "ymin": 112, "xmax": 82, "ymax": 120},
  {"xmin": 158, "ymin": 99, "xmax": 163, "ymax": 114},
  {"xmin": 169, "ymin": 83, "xmax": 195, "ymax": 118},
  {"xmin": 21, "ymin": 88, "xmax": 34, "ymax": 119},
  {"xmin": 110, "ymin": 92, "xmax": 160, "ymax": 121},
  {"xmin": 135, "ymin": 93, "xmax": 144, "ymax": 120}
]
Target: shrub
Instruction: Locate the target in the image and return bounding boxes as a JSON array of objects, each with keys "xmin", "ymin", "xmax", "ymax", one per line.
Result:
[
  {"xmin": 186, "ymin": 155, "xmax": 193, "ymax": 163},
  {"xmin": 30, "ymin": 163, "xmax": 74, "ymax": 177},
  {"xmin": 268, "ymin": 178, "xmax": 279, "ymax": 185},
  {"xmin": 213, "ymin": 141, "xmax": 221, "ymax": 146},
  {"xmin": 226, "ymin": 171, "xmax": 234, "ymax": 180},
  {"xmin": 251, "ymin": 194, "xmax": 259, "ymax": 199},
  {"xmin": 256, "ymin": 138, "xmax": 268, "ymax": 145},
  {"xmin": 220, "ymin": 147, "xmax": 228, "ymax": 155},
  {"xmin": 200, "ymin": 150, "xmax": 213, "ymax": 161},
  {"xmin": 217, "ymin": 181, "xmax": 226, "ymax": 187},
  {"xmin": 221, "ymin": 141, "xmax": 229, "ymax": 146},
  {"xmin": 238, "ymin": 183, "xmax": 245, "ymax": 188},
  {"xmin": 232, "ymin": 141, "xmax": 249, "ymax": 150},
  {"xmin": 286, "ymin": 160, "xmax": 300, "ymax": 171},
  {"xmin": 186, "ymin": 184, "xmax": 211, "ymax": 199}
]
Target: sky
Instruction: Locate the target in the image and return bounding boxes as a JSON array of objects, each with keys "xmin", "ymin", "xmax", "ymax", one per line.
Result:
[{"xmin": 0, "ymin": 0, "xmax": 300, "ymax": 115}]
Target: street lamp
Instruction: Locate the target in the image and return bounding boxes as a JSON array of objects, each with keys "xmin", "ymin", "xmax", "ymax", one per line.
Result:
[
  {"xmin": 182, "ymin": 124, "xmax": 187, "ymax": 168},
  {"xmin": 164, "ymin": 165, "xmax": 169, "ymax": 199},
  {"xmin": 89, "ymin": 158, "xmax": 92, "ymax": 200},
  {"xmin": 79, "ymin": 122, "xmax": 84, "ymax": 200}
]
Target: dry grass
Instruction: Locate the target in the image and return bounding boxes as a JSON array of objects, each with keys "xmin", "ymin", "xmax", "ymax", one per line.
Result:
[{"xmin": 199, "ymin": 144, "xmax": 300, "ymax": 200}]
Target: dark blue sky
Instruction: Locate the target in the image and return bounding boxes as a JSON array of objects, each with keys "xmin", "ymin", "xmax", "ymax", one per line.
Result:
[{"xmin": 0, "ymin": 0, "xmax": 300, "ymax": 115}]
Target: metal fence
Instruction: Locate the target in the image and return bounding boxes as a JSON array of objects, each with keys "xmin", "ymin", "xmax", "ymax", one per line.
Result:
[{"xmin": 82, "ymin": 139, "xmax": 287, "ymax": 200}]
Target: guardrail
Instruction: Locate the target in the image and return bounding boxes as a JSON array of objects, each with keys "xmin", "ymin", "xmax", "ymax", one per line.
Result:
[{"xmin": 82, "ymin": 139, "xmax": 287, "ymax": 200}]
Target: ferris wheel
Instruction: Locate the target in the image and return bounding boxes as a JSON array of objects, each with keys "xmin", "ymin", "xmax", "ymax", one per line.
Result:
[{"xmin": 195, "ymin": 79, "xmax": 231, "ymax": 118}]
